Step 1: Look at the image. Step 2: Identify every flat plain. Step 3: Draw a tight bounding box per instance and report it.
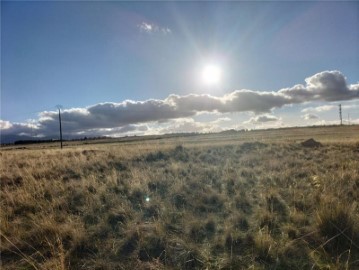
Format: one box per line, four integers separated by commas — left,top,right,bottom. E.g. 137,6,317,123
1,125,359,269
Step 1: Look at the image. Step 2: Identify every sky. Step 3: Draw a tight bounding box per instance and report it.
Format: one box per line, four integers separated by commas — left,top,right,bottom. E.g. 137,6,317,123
1,1,359,140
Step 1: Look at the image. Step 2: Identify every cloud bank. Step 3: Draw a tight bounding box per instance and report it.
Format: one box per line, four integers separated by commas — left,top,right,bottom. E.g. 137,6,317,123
1,70,358,139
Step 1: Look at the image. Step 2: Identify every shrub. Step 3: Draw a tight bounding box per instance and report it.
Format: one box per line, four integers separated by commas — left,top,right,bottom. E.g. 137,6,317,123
254,230,275,264
145,151,169,162
316,201,358,254
188,221,208,243
233,215,249,232
266,193,288,216
172,145,189,162
171,193,188,209
225,233,243,254
235,195,252,214
107,212,127,231
138,236,166,262
117,232,139,257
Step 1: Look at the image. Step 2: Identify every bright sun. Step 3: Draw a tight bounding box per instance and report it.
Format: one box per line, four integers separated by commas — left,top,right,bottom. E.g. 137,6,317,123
202,64,221,85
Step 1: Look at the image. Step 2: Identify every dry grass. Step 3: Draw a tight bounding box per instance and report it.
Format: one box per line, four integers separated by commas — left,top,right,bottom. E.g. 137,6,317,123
1,126,359,269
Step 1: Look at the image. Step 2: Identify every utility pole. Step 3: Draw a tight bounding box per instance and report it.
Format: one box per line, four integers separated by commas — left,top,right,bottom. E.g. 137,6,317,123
339,104,342,126
58,107,63,149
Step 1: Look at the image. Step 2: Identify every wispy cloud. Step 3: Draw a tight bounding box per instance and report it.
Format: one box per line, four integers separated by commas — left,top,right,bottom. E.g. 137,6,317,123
138,22,153,33
138,22,171,34
1,70,358,139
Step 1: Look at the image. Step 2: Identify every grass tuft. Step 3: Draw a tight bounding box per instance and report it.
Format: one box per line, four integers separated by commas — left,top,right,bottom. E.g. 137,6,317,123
316,200,358,254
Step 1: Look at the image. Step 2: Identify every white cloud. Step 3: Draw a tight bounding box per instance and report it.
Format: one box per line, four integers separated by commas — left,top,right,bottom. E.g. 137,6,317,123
211,117,231,124
302,113,319,120
0,120,12,129
279,70,359,102
0,120,39,137
73,124,148,137
138,22,172,35
139,22,153,33
343,104,359,110
161,27,171,34
145,118,222,135
313,119,341,126
301,105,336,113
350,118,359,125
1,70,358,140
301,102,358,114
349,83,359,92
244,114,280,124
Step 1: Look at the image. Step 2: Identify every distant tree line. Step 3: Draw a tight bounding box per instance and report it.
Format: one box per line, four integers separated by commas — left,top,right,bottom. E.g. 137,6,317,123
11,136,109,145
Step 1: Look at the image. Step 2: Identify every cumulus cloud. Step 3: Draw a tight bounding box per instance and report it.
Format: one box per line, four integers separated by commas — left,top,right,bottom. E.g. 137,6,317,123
244,114,280,124
222,90,290,113
1,70,358,139
279,70,359,102
302,113,319,120
138,22,171,34
0,120,12,130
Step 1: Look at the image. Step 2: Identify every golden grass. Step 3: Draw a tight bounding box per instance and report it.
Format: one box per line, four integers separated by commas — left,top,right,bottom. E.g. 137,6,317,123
1,126,359,269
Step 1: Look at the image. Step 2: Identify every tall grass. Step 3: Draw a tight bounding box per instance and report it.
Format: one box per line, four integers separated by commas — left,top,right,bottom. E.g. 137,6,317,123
1,131,359,269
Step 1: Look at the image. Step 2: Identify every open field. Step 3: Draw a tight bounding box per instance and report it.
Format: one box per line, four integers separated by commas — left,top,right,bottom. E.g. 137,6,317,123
1,125,359,269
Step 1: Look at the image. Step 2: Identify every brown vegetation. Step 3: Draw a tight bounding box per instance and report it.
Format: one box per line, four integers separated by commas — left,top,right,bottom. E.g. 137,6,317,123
1,126,359,269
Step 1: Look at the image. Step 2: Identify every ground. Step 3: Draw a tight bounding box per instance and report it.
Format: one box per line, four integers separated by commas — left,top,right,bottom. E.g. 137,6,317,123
1,125,359,269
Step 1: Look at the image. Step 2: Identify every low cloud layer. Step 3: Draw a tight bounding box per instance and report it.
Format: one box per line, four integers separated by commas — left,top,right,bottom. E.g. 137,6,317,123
302,103,358,113
301,105,336,113
1,70,358,139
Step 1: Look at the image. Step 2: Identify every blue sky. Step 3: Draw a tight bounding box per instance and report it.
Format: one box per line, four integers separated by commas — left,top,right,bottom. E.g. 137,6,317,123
1,1,358,139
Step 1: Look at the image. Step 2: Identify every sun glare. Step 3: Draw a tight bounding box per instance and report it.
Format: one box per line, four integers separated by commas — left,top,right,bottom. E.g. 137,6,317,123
202,64,221,85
